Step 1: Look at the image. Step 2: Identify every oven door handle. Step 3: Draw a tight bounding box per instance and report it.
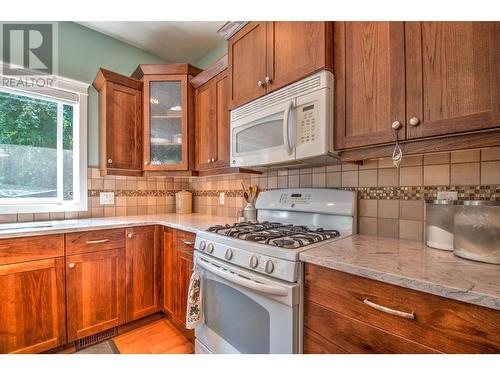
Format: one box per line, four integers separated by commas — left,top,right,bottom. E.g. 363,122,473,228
197,259,289,297
283,100,294,156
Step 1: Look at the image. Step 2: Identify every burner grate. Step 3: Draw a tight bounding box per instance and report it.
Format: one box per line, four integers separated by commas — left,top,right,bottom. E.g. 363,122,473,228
207,221,341,249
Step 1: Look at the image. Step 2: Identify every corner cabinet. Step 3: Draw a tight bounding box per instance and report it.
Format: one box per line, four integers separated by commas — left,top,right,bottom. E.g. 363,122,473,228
335,21,500,154
93,69,143,176
228,21,333,109
132,64,201,173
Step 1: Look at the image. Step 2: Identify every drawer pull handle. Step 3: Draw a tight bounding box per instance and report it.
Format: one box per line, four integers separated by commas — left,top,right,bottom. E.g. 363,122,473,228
85,239,109,244
181,240,194,246
363,298,415,320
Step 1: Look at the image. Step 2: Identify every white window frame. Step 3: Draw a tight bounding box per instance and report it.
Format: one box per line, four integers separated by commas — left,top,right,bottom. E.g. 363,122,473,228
0,71,89,214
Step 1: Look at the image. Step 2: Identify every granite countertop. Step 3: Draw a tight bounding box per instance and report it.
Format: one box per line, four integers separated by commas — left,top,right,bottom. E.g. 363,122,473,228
0,213,234,239
300,234,500,311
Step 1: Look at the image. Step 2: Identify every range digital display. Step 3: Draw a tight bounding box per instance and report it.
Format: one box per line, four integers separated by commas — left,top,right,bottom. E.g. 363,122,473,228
291,193,302,197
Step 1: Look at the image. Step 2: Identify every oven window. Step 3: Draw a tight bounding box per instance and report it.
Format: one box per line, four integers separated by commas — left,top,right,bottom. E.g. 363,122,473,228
203,279,270,354
235,116,284,153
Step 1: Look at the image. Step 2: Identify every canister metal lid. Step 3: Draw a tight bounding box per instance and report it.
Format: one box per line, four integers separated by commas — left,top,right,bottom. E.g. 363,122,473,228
456,200,500,206
425,200,458,205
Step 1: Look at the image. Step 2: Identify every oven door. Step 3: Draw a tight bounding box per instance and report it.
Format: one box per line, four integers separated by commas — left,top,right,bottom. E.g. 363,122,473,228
194,252,301,354
230,100,297,167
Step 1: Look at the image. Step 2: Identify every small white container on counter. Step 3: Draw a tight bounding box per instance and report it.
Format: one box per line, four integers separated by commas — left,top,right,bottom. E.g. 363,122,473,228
425,200,457,251
175,190,192,214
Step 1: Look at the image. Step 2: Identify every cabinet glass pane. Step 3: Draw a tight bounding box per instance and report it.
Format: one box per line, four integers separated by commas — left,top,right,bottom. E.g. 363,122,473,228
149,81,182,165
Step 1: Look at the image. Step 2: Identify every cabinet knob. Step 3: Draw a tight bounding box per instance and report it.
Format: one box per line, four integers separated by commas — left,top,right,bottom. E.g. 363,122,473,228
265,76,272,84
257,80,264,87
108,159,112,164
127,233,133,239
211,157,215,163
391,121,402,130
144,161,149,166
207,159,211,163
408,117,420,127
68,263,75,269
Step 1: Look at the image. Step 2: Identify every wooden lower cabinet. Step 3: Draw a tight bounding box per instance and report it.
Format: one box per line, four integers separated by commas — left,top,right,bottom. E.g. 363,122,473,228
162,227,195,340
304,264,500,354
125,226,161,322
66,248,126,341
0,257,66,353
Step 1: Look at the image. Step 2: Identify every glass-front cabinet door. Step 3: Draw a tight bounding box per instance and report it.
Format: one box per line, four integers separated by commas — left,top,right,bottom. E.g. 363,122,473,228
143,75,188,170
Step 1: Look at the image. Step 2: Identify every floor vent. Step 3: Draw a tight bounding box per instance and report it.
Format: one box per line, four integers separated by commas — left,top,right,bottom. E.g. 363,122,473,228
76,328,117,350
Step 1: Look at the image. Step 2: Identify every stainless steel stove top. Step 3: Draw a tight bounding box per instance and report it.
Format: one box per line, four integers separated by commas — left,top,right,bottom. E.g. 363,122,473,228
207,221,340,249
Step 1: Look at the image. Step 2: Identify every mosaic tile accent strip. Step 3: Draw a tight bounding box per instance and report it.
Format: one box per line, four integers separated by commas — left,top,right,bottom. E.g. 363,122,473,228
88,190,181,197
188,185,500,201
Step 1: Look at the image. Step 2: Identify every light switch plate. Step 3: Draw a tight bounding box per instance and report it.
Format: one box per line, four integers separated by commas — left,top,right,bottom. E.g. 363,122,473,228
437,191,458,200
100,192,115,205
219,192,225,205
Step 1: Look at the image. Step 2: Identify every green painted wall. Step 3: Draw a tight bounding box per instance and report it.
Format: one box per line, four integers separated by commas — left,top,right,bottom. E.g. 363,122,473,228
57,22,166,167
194,41,227,69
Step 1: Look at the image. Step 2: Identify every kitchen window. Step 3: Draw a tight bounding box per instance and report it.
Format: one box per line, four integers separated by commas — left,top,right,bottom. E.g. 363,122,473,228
0,75,88,214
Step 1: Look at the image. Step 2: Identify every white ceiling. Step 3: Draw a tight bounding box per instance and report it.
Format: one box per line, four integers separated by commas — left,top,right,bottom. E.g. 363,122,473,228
78,21,226,64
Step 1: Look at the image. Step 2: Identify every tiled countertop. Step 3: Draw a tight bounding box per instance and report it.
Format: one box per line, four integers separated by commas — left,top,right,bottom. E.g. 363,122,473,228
300,234,500,311
0,213,234,239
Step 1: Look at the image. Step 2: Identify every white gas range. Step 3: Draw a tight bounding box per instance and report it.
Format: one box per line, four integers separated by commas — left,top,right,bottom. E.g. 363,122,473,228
193,188,356,354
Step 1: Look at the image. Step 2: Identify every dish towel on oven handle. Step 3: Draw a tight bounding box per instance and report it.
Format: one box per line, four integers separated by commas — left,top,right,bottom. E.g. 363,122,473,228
186,263,203,329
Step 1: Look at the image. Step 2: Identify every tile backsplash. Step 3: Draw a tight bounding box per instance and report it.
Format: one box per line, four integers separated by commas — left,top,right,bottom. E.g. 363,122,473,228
189,147,500,242
1,146,499,245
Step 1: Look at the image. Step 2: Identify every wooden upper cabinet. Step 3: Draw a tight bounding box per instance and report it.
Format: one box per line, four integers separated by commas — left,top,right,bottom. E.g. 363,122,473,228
195,70,230,171
66,248,126,341
334,22,406,150
0,258,66,353
228,22,268,109
125,226,160,323
215,73,231,167
229,21,333,109
93,69,143,176
266,21,333,92
405,22,500,139
195,80,216,170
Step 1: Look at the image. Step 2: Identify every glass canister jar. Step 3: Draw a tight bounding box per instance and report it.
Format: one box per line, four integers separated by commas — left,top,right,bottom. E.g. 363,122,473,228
425,200,457,251
453,201,500,264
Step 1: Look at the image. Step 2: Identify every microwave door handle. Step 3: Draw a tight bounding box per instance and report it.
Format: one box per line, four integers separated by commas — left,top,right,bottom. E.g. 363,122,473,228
197,259,288,296
283,100,294,155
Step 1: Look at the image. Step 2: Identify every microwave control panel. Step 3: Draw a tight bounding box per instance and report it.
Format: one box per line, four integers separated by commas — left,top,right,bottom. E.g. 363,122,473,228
297,103,319,145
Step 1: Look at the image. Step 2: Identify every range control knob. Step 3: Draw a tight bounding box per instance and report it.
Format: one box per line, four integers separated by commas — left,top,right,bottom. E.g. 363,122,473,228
199,241,206,251
249,256,259,269
264,260,274,274
207,243,214,254
225,248,233,260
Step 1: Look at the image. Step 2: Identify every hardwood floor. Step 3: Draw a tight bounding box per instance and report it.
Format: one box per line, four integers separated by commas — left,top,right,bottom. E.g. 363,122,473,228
113,317,194,354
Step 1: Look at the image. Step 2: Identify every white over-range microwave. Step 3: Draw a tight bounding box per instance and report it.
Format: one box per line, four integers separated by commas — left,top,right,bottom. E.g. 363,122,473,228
230,70,337,168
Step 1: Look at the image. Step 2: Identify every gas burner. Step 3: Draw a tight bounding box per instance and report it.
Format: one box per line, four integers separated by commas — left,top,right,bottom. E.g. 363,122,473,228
207,221,341,249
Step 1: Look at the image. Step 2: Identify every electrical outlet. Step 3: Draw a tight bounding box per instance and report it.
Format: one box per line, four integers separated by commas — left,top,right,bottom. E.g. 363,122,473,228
437,191,458,200
100,192,115,205
219,192,225,205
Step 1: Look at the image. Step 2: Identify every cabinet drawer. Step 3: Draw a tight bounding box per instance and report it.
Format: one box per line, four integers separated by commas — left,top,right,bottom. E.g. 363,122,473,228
0,235,64,266
304,300,439,354
304,264,500,353
175,230,195,254
66,229,125,255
